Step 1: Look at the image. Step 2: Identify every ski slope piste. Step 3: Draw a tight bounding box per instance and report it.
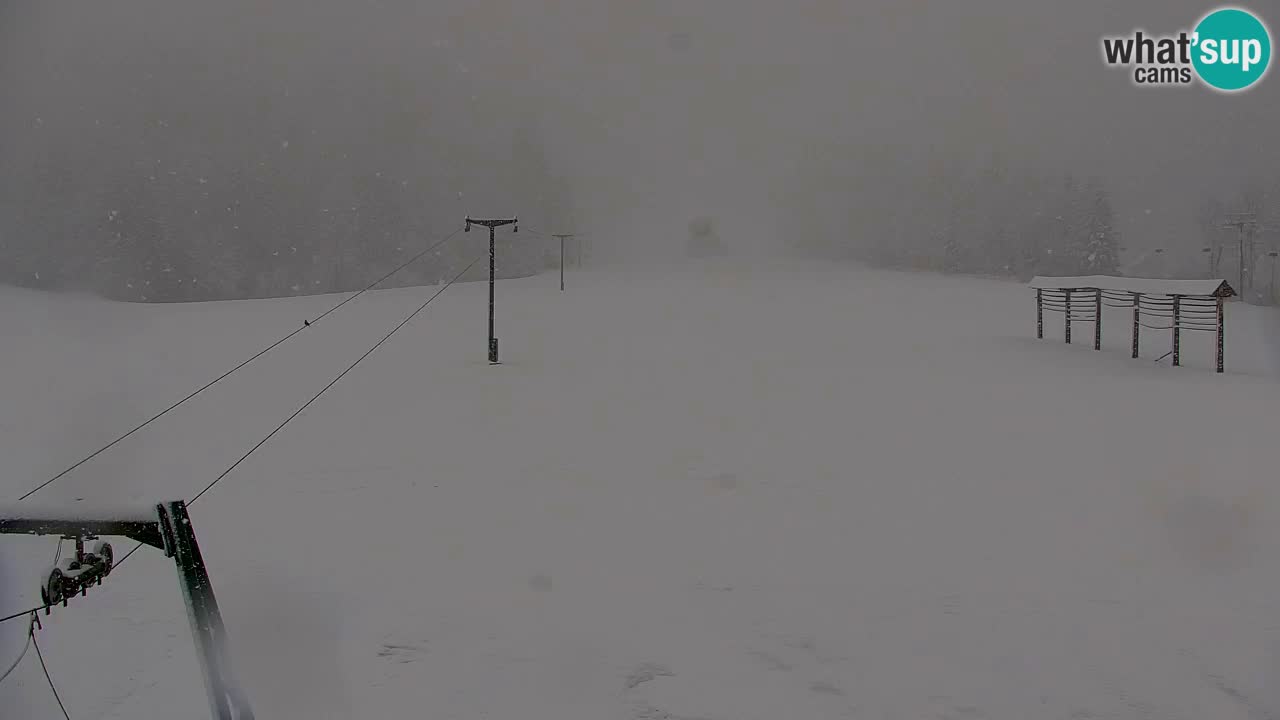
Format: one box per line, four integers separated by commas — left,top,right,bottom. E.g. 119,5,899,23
3,260,1280,719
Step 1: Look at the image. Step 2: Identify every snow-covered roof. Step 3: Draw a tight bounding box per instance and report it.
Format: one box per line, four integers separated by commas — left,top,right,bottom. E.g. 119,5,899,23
1028,275,1236,297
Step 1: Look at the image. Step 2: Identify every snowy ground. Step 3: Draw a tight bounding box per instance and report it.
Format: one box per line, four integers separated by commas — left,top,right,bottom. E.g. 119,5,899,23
4,258,1280,719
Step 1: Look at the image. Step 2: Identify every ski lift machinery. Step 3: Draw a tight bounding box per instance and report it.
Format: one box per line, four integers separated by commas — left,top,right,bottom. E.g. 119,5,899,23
0,500,255,719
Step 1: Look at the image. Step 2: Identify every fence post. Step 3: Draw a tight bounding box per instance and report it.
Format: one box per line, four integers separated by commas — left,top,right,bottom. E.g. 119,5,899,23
1172,296,1181,367
1132,292,1140,358
1217,297,1225,373
1065,289,1072,344
1036,289,1043,339
1094,289,1102,350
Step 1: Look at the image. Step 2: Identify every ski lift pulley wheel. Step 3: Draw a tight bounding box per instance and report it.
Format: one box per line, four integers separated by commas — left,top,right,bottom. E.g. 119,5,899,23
42,567,65,608
37,538,116,610
93,540,115,573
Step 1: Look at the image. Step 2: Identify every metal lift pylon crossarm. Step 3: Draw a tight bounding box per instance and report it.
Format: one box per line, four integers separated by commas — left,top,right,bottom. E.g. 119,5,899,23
0,501,254,720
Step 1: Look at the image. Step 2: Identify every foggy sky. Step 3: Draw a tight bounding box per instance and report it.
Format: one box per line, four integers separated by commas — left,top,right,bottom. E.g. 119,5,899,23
3,0,1278,261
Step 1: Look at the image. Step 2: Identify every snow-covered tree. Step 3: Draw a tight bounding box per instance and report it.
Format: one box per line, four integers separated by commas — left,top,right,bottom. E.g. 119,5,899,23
1077,180,1119,275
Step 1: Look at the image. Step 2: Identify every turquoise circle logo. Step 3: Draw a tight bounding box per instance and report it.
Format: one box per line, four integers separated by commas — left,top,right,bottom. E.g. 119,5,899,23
1192,7,1271,91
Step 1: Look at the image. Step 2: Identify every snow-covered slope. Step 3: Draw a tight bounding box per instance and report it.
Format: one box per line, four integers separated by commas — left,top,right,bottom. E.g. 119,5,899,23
3,260,1280,719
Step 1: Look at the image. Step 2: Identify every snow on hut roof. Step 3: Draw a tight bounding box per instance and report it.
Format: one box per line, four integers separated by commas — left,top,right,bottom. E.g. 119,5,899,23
1028,276,1235,297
